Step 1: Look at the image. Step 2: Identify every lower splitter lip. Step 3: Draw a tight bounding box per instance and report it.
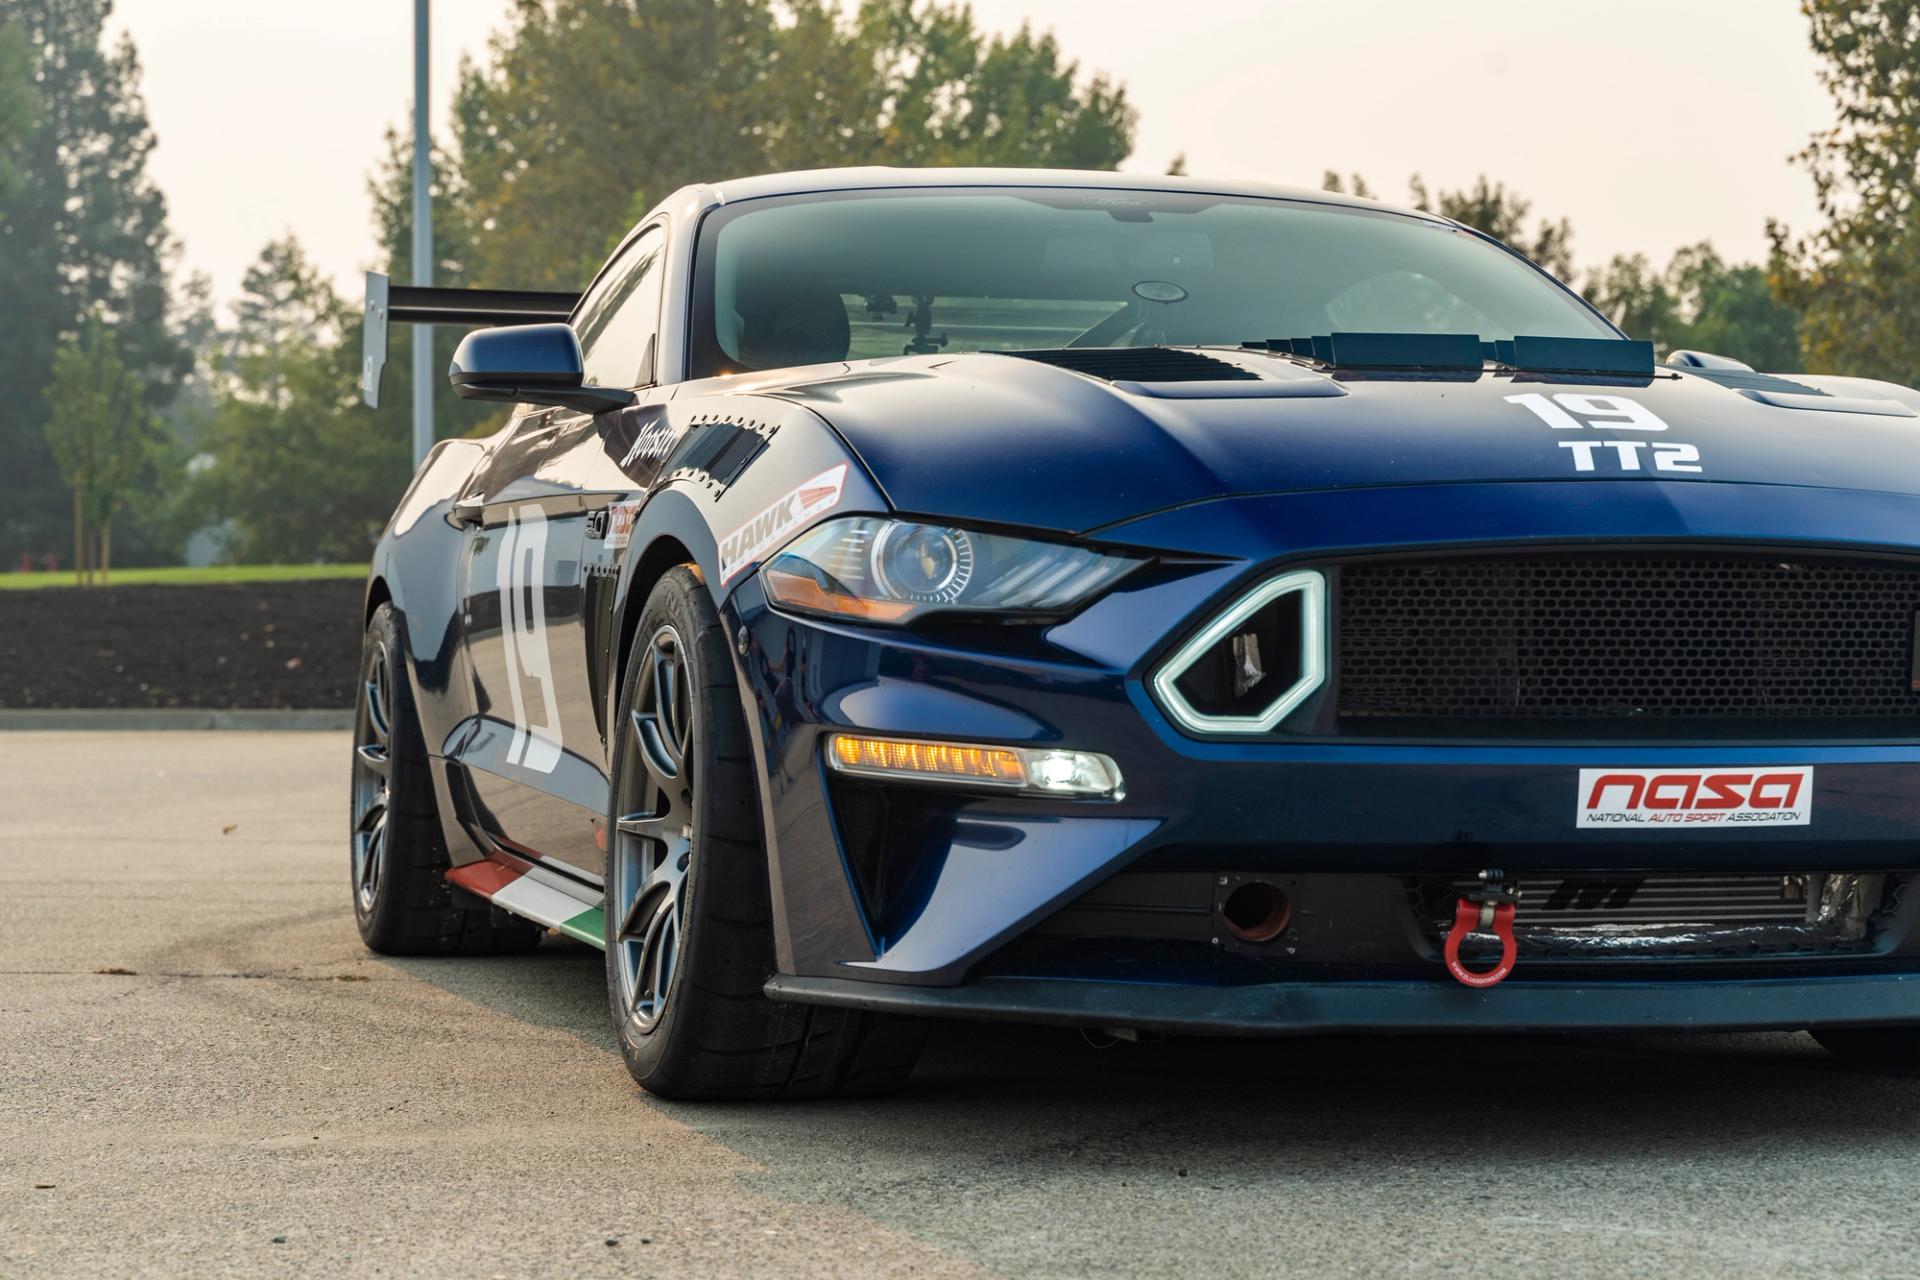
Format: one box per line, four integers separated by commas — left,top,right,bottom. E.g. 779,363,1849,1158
765,971,1920,1036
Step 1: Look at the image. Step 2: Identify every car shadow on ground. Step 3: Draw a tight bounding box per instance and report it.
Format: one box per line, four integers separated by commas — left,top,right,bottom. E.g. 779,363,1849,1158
386,938,1920,1272
386,935,1920,1157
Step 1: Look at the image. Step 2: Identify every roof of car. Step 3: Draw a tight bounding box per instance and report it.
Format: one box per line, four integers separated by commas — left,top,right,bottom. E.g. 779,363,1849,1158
689,166,1432,221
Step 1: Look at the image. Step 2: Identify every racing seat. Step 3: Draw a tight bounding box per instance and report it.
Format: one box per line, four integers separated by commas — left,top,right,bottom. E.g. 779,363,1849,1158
736,287,852,369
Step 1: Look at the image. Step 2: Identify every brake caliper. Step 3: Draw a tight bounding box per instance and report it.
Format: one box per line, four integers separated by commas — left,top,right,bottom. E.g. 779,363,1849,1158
1443,870,1520,988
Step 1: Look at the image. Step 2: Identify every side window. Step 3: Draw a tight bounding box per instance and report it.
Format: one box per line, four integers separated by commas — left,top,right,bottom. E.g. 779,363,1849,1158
573,225,666,390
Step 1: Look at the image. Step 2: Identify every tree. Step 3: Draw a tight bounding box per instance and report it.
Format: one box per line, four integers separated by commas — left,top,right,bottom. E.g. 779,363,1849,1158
192,239,407,563
448,0,1136,290
1321,172,1573,278
1585,243,1803,370
1408,174,1576,281
0,22,37,204
1770,0,1920,385
1320,171,1376,200
0,0,187,567
365,127,501,442
42,312,164,583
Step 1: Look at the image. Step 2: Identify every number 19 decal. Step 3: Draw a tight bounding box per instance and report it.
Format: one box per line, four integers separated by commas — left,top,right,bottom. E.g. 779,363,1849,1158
1505,391,1706,475
496,504,563,773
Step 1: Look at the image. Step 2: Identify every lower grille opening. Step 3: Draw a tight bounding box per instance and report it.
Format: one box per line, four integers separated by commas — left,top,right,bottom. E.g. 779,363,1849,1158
1419,871,1893,961
983,868,1906,982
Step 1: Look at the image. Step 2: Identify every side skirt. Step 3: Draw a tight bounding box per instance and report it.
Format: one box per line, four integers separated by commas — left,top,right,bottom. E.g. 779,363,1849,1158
447,856,606,950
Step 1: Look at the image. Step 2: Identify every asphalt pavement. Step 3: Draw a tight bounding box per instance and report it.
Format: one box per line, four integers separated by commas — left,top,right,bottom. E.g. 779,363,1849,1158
5,732,1920,1279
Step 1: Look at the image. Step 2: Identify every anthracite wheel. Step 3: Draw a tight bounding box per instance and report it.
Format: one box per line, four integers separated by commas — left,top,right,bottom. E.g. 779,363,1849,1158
350,602,540,956
350,639,395,919
609,621,695,1034
605,567,924,1099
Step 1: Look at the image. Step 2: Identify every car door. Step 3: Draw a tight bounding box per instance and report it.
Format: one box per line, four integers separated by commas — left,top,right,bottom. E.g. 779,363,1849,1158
455,225,669,880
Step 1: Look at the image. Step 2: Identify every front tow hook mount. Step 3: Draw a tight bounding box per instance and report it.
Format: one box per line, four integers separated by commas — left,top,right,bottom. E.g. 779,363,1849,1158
1444,869,1520,988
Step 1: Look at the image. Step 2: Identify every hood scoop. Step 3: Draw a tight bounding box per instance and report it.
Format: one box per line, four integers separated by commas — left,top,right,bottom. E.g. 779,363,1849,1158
996,346,1346,400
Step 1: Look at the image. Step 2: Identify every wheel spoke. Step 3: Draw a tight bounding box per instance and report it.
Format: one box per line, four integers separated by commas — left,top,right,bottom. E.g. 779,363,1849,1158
631,707,681,787
612,622,698,1032
351,639,396,919
655,650,681,748
364,654,392,747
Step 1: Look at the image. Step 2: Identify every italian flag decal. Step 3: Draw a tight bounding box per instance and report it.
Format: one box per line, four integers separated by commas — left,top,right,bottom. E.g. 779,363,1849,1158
447,859,605,949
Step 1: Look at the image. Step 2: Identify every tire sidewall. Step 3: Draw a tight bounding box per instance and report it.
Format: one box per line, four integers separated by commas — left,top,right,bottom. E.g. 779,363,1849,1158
606,570,743,1084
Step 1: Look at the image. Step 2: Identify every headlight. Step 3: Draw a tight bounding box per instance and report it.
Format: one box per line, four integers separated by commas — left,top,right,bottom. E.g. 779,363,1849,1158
760,516,1142,624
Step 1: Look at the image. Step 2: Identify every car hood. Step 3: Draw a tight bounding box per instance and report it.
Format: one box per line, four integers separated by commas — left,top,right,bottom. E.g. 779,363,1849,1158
748,351,1920,536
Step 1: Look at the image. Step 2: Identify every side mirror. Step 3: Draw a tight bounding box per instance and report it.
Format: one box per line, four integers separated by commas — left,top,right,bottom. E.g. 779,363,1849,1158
448,323,636,415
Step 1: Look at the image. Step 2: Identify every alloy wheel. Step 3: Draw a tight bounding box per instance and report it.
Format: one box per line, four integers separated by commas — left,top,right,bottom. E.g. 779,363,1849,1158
350,645,393,918
612,624,696,1033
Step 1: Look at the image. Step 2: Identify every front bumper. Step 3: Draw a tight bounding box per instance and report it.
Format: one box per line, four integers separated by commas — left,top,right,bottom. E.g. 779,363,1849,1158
725,481,1920,1026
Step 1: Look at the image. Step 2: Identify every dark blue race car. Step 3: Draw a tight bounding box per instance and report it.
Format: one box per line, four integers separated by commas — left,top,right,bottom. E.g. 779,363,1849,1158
352,168,1920,1098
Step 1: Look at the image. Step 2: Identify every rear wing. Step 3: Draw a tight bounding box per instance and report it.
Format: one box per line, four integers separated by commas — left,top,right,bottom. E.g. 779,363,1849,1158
361,271,580,407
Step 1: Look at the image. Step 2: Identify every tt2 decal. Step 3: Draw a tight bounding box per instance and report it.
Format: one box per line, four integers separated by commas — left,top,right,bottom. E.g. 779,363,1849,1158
717,463,848,584
495,504,563,774
1576,767,1813,828
1507,392,1705,476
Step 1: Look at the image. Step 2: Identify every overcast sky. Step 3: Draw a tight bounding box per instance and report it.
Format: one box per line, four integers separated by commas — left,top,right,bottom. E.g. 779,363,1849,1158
111,0,1834,307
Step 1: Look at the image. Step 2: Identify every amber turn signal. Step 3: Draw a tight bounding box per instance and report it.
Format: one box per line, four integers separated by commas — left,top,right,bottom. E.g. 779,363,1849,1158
824,733,1124,799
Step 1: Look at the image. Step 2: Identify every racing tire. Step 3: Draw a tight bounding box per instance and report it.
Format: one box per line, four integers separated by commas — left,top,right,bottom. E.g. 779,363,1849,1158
1810,1026,1920,1067
350,603,542,956
605,567,924,1100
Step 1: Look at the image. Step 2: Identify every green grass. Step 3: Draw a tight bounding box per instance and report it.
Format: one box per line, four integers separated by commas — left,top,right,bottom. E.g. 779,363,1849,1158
0,563,368,590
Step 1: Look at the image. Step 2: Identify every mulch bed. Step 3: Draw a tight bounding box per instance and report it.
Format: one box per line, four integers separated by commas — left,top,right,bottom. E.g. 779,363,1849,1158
1,580,366,709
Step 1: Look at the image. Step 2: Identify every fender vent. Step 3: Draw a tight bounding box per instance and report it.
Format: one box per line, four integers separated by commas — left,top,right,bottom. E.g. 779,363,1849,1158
1000,347,1260,382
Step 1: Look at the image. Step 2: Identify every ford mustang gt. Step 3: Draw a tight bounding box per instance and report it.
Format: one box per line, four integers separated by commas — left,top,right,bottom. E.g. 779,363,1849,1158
352,168,1920,1098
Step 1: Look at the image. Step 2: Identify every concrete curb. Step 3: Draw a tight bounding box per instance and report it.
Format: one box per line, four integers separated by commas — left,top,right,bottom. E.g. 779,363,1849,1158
0,708,354,731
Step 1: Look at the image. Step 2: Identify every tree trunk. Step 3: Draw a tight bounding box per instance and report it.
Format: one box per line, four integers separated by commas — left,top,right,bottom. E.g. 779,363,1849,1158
99,519,112,586
72,488,85,587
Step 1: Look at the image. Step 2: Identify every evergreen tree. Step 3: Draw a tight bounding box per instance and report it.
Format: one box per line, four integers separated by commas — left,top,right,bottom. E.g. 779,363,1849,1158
0,0,186,566
192,238,405,563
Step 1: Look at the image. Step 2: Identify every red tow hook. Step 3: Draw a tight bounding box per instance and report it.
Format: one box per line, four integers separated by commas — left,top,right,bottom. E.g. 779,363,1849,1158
1443,870,1520,988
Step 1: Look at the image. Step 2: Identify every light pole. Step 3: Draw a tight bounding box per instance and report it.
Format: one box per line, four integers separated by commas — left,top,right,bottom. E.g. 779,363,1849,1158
411,0,433,467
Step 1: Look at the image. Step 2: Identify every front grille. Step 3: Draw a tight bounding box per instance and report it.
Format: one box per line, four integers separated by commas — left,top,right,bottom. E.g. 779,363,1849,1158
1339,552,1920,728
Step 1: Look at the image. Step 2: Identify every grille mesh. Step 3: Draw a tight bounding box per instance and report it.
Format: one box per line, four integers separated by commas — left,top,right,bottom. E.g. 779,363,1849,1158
1339,553,1920,724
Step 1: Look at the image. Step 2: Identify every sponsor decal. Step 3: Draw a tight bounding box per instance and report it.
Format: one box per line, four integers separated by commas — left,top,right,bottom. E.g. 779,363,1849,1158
620,416,676,471
605,498,640,550
1575,767,1813,828
717,464,848,584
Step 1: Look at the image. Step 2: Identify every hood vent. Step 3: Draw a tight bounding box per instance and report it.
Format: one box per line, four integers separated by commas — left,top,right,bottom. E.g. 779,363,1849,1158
1000,347,1260,383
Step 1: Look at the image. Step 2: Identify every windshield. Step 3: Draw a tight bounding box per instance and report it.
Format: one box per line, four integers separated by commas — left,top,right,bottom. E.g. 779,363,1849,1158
687,187,1615,377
